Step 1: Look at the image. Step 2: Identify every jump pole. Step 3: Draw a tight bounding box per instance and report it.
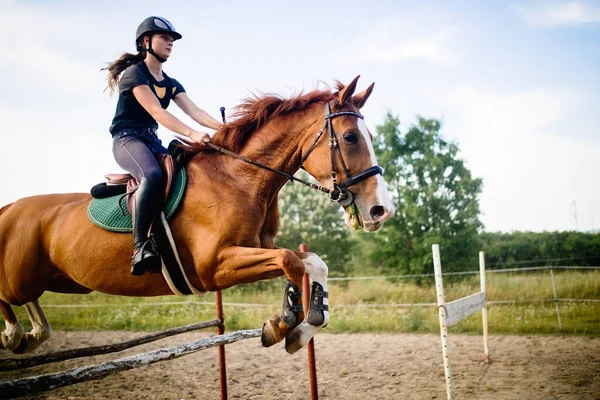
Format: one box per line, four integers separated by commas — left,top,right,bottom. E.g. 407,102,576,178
300,243,319,400
0,329,261,399
0,320,220,372
432,244,490,400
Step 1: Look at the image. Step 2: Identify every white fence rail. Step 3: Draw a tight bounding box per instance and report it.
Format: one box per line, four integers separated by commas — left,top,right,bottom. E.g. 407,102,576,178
444,291,486,327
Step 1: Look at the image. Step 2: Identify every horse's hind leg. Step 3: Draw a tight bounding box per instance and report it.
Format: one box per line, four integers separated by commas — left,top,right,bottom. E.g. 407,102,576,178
0,300,25,351
0,300,51,354
16,300,52,354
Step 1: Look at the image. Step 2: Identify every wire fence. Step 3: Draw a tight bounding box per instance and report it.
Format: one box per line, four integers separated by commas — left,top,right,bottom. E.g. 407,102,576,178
40,265,600,310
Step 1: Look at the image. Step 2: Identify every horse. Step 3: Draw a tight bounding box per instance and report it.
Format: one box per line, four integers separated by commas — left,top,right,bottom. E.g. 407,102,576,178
0,76,394,355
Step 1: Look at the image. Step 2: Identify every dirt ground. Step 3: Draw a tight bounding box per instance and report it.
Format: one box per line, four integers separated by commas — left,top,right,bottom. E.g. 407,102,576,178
1,331,599,400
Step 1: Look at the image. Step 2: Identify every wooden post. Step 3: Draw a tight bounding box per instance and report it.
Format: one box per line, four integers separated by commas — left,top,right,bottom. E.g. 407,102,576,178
433,244,454,400
300,243,319,400
550,269,562,330
479,251,489,362
215,290,228,400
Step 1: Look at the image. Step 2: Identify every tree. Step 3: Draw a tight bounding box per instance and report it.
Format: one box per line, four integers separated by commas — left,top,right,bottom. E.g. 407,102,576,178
479,231,600,267
276,171,355,276
369,113,483,274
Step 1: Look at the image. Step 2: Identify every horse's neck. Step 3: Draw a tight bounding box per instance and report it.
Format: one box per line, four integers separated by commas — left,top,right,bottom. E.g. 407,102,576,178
226,106,323,197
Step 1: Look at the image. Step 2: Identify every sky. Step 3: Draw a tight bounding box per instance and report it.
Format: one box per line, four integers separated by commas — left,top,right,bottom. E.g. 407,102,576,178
0,0,598,233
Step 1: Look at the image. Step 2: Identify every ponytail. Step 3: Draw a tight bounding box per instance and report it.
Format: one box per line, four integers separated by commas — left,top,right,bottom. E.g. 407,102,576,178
102,51,146,94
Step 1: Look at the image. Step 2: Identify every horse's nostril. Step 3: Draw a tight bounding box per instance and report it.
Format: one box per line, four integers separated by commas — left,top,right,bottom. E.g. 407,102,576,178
370,205,386,220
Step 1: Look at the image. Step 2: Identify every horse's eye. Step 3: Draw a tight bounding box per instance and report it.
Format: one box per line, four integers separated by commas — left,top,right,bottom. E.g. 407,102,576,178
343,132,358,144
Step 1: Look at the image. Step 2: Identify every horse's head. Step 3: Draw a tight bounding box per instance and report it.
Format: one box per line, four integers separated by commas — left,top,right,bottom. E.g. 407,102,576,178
302,76,395,232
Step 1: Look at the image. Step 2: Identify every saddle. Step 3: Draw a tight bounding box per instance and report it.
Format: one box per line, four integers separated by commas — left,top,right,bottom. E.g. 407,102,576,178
90,140,188,213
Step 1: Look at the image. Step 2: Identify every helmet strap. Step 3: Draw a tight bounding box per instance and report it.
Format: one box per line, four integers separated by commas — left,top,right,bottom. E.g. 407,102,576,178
147,36,167,63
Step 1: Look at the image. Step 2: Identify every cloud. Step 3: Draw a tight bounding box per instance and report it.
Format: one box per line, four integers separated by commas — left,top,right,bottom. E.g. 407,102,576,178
352,19,460,67
514,1,600,27
441,86,599,232
0,2,119,96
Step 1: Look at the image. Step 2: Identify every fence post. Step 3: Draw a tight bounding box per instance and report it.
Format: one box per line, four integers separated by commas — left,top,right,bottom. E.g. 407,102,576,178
300,243,319,400
215,290,228,400
479,251,489,363
432,244,454,400
550,269,562,330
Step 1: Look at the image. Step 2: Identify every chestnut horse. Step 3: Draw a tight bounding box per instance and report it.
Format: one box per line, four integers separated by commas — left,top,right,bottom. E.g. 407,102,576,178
0,76,393,355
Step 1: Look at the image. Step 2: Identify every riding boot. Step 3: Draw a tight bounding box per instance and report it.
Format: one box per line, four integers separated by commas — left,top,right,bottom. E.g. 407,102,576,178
130,178,161,276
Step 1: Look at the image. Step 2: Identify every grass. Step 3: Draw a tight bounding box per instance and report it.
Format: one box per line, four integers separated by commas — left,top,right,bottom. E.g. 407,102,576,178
9,270,600,335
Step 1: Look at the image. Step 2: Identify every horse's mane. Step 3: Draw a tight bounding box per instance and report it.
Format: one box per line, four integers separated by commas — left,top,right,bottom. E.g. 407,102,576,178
208,82,345,154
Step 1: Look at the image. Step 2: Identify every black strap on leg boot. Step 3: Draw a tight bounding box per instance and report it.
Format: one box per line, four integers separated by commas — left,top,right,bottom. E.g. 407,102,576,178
281,281,303,328
131,179,161,276
307,281,329,326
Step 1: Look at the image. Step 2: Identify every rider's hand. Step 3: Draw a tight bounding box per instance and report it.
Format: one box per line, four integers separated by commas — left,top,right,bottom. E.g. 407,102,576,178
189,131,211,147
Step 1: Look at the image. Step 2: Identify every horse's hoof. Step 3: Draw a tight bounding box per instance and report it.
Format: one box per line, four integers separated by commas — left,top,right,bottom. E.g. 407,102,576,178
11,339,28,355
261,315,285,347
285,326,307,355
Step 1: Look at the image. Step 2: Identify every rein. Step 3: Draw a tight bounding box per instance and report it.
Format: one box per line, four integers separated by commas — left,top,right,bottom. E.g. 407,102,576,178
205,103,383,206
204,142,329,193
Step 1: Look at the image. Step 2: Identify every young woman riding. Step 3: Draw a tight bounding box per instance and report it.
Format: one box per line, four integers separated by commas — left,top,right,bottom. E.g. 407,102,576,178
103,16,222,276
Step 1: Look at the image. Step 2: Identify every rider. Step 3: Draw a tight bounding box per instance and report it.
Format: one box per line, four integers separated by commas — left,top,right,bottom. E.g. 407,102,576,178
103,16,222,276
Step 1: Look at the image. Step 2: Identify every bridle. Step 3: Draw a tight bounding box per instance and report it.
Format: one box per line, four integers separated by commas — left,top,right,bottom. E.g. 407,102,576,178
300,102,383,206
206,102,383,207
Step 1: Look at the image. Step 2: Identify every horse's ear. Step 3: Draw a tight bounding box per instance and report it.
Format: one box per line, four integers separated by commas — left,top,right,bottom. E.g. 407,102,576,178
337,75,360,105
352,82,375,109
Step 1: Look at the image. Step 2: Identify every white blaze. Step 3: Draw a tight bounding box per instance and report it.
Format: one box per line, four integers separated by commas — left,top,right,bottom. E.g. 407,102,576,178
357,119,394,215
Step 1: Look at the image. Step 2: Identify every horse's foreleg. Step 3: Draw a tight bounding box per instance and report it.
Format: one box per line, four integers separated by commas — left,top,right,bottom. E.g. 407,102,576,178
261,279,304,348
0,300,24,352
284,254,329,354
213,246,305,348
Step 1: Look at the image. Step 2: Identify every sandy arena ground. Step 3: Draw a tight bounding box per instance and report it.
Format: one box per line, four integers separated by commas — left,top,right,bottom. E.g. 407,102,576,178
1,331,599,399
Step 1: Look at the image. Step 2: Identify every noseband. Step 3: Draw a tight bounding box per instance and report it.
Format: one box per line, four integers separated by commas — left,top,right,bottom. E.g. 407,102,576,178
300,103,383,207
206,102,383,207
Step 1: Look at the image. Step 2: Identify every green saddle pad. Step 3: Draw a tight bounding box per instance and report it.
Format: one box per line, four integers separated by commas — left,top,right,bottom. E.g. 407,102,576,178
87,169,187,232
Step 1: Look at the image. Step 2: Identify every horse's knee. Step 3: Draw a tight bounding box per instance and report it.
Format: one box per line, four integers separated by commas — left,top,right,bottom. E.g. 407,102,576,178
277,249,304,283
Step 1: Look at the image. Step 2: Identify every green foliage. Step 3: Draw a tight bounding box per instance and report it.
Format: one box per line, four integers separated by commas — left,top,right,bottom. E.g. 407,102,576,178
480,231,600,267
275,171,355,275
368,112,483,274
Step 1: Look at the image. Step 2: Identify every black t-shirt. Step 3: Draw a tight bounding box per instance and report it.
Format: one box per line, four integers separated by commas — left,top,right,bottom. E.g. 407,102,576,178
109,61,185,134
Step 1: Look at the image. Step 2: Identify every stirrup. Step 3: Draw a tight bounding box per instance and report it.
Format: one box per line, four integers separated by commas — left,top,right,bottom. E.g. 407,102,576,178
131,239,161,276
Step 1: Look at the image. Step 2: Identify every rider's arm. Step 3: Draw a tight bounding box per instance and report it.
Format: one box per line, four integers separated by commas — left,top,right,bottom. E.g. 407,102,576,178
173,92,223,131
132,85,209,144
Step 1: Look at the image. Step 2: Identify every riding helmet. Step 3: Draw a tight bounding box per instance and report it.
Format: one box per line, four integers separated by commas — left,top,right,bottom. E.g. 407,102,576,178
135,16,182,45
